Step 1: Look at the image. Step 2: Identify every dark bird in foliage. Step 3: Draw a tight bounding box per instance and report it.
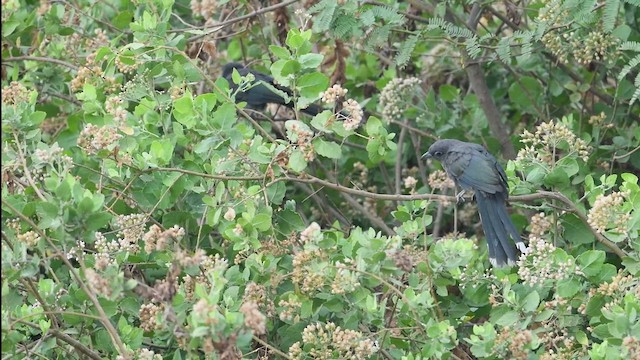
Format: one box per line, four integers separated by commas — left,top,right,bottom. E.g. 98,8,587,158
423,139,527,266
221,62,322,116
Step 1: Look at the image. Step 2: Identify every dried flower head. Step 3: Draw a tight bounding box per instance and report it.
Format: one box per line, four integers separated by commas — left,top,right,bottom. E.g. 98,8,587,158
587,191,631,234
300,222,321,244
516,119,591,166
288,322,377,360
517,237,583,287
428,170,455,191
2,81,31,105
379,77,422,122
77,124,123,155
139,303,164,332
340,98,364,131
320,84,348,104
240,301,266,335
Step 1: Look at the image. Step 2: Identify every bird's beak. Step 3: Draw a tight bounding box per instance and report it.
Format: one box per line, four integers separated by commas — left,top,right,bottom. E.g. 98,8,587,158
421,151,431,159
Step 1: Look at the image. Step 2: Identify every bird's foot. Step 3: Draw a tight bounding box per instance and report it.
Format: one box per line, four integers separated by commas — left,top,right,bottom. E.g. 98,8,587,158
455,190,467,204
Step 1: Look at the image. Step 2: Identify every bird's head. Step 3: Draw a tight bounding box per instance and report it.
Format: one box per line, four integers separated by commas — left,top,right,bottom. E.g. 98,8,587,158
221,62,245,78
422,139,454,161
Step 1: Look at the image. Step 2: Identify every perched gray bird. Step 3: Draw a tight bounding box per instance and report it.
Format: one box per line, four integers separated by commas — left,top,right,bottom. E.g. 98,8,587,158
221,62,322,116
423,139,527,266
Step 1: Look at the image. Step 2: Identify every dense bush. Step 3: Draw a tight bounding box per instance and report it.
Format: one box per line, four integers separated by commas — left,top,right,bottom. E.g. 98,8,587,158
2,0,639,359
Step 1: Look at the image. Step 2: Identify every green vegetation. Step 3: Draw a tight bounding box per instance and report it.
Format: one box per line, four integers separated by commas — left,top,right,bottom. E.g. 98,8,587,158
2,0,639,359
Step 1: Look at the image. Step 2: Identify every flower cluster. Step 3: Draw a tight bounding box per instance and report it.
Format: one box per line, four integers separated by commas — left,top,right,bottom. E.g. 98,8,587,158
300,222,321,244
190,0,217,19
105,96,128,126
114,214,146,251
278,296,302,322
292,249,326,294
529,212,552,238
388,246,416,272
242,282,275,317
493,327,533,360
287,122,315,162
77,123,123,155
192,299,219,326
537,324,576,359
2,81,30,105
143,224,186,253
5,218,21,232
582,270,639,315
340,98,364,131
137,348,162,360
139,302,164,332
239,301,266,335
623,336,640,360
516,119,591,165
428,170,455,191
17,230,41,247
320,84,364,131
587,191,631,234
379,77,421,122
115,52,138,74
595,270,636,297
331,261,361,295
588,112,608,126
288,322,377,360
33,143,70,165
544,27,620,66
84,268,111,297
71,55,104,92
403,176,418,191
351,161,369,188
320,84,348,104
517,237,583,287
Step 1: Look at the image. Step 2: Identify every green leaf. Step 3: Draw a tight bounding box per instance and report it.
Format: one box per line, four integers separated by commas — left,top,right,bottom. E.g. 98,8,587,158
174,93,195,127
267,182,286,205
508,76,543,114
269,45,291,60
544,166,569,187
313,139,342,159
521,291,539,312
439,85,459,102
562,213,595,244
495,309,519,326
112,11,133,30
253,210,272,232
288,150,307,172
310,111,334,133
298,72,329,107
150,139,175,165
557,278,581,298
299,53,324,69
281,60,301,77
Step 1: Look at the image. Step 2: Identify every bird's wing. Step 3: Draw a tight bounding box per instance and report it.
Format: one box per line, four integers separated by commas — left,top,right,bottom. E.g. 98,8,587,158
446,146,504,195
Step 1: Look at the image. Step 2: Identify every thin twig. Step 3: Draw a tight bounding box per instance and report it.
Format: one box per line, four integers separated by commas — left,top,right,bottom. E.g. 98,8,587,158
2,200,128,356
13,319,102,360
2,56,79,71
187,0,300,42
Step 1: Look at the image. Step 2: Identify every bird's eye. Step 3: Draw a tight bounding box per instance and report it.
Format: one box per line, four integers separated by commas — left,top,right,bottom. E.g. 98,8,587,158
434,151,443,156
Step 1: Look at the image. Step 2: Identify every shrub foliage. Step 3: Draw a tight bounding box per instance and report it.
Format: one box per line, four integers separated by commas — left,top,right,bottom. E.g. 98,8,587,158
2,0,639,359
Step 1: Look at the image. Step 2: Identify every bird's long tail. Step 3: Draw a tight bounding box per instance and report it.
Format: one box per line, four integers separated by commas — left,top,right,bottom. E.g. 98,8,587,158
476,192,526,266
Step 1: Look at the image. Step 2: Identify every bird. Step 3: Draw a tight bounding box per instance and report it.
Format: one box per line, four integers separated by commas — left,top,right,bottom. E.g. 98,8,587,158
221,62,323,117
422,139,527,267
